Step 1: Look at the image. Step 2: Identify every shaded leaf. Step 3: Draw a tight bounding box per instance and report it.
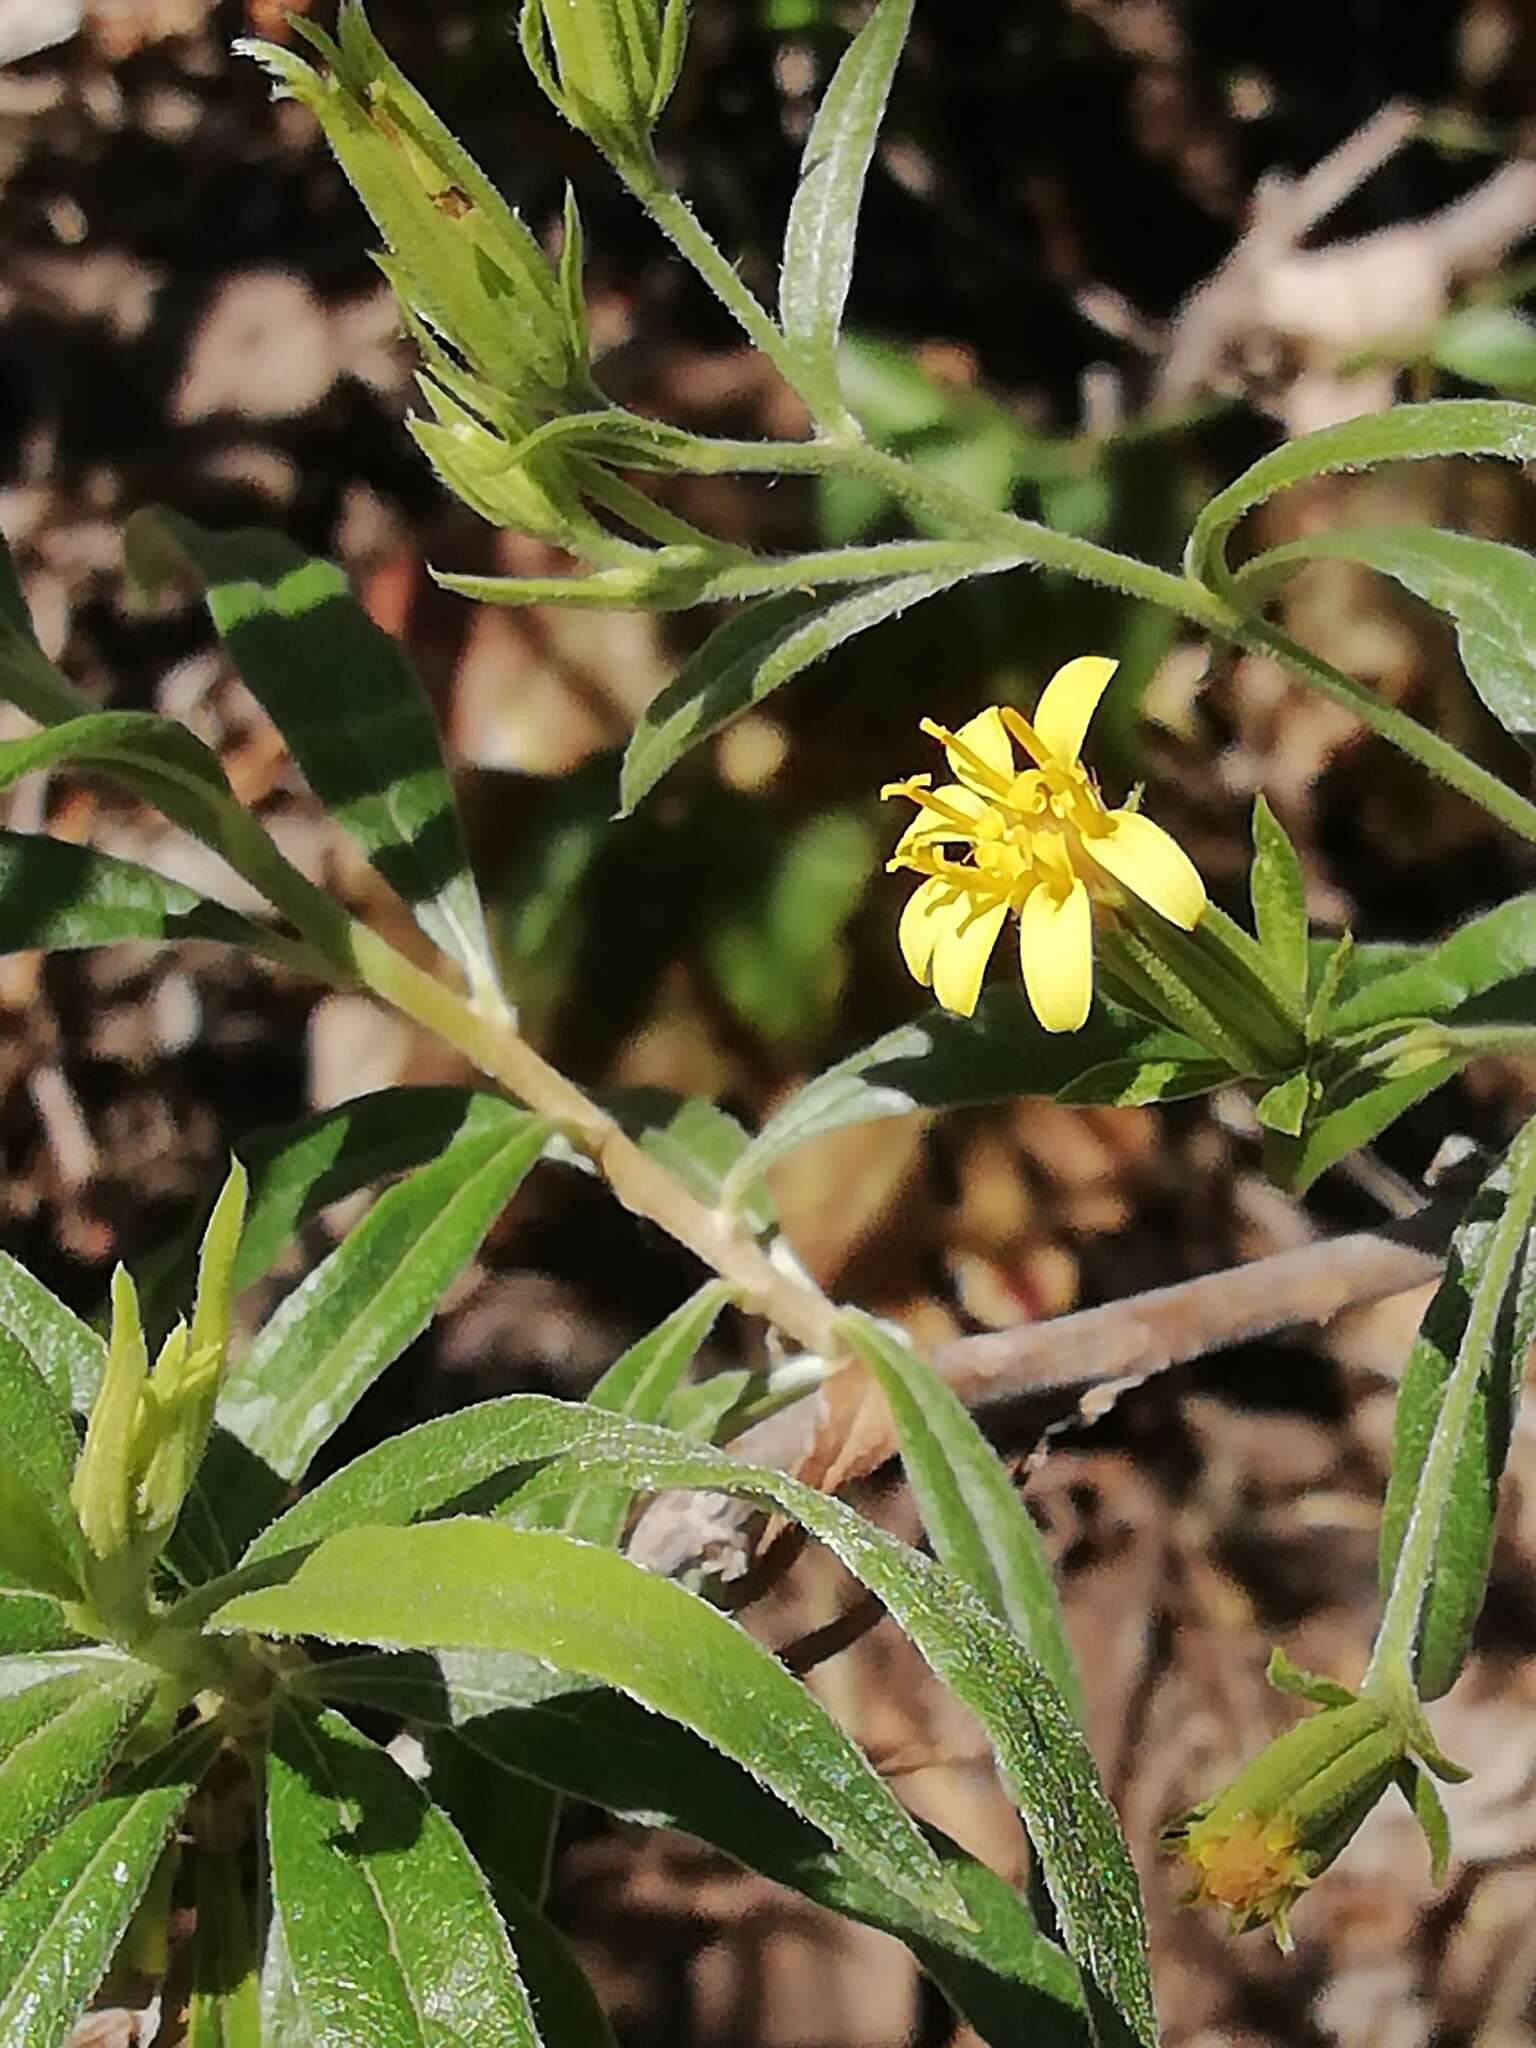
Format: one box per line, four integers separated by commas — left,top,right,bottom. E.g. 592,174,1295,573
619,573,972,813
1328,895,1536,1036
0,831,264,956
132,511,500,996
267,1698,541,2048
723,993,1222,1201
187,1846,262,2048
216,1108,549,1492
456,1694,1088,2048
1431,305,1536,395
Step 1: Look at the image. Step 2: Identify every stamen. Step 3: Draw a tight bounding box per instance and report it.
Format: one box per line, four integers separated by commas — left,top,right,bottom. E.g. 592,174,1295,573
999,705,1055,771
918,717,1013,795
880,774,932,803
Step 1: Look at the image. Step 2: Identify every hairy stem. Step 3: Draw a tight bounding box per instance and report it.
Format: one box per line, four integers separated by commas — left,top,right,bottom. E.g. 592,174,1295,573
344,924,843,1360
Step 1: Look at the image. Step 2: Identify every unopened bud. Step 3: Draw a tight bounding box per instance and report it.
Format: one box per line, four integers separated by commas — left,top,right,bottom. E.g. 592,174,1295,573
520,0,690,153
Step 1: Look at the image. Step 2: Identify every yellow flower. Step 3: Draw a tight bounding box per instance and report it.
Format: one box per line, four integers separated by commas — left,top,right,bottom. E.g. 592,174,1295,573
883,656,1205,1032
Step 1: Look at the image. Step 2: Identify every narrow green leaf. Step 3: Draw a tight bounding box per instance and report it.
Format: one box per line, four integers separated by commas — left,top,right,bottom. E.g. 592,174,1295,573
0,1660,156,1889
216,1109,549,1486
722,997,1220,1202
514,1283,730,1546
1376,1119,1536,1698
619,572,970,813
779,0,914,416
1267,1054,1464,1194
132,511,501,998
456,1695,1088,2048
225,1522,970,1931
1186,399,1536,593
0,1255,103,1408
1328,895,1536,1037
0,832,266,956
0,1333,85,1599
1236,525,1536,751
838,1311,1083,1718
1249,796,1307,1011
187,1847,262,2048
268,1698,541,2048
0,1725,217,2048
221,1396,1153,2039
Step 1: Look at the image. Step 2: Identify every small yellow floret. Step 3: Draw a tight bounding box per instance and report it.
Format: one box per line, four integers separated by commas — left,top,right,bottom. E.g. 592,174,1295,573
883,657,1205,1030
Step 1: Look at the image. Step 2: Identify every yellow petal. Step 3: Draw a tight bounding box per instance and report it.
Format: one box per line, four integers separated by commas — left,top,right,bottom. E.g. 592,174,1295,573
1031,656,1119,766
930,894,1008,1017
1018,877,1092,1032
1090,809,1205,929
945,707,1014,794
898,875,952,986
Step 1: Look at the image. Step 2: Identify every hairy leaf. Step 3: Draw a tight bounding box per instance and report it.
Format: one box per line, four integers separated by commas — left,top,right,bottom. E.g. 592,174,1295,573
224,1522,970,1930
779,0,913,418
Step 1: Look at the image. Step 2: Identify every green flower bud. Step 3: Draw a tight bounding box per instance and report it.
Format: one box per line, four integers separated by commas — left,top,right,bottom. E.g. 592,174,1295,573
239,5,587,409
1163,1696,1407,1949
520,0,690,153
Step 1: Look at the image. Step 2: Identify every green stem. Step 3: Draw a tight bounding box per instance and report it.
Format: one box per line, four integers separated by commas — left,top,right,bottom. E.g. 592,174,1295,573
617,144,844,428
1364,1114,1536,1699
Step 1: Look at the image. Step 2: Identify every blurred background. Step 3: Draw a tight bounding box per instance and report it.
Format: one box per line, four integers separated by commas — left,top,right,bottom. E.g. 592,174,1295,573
7,0,1536,2041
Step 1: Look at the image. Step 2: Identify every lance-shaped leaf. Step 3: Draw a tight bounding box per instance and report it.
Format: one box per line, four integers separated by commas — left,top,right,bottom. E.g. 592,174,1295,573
0,1575,80,1657
1267,1047,1466,1195
217,1397,1153,2040
267,1698,542,2048
1234,525,1536,752
136,1086,517,1342
838,1312,1082,1718
1377,1118,1536,1699
223,1523,970,1930
0,1334,86,1600
1186,398,1536,594
1249,796,1308,1014
719,993,1224,1205
209,1109,549,1554
0,831,273,957
0,1660,156,1890
0,532,85,726
0,710,348,964
451,1694,1088,2048
619,572,974,814
780,0,913,420
0,1724,217,2048
1327,895,1536,1038
130,510,502,1001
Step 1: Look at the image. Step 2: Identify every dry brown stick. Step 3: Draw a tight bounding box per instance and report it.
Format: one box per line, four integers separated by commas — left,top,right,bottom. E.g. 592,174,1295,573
627,1208,1448,1576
